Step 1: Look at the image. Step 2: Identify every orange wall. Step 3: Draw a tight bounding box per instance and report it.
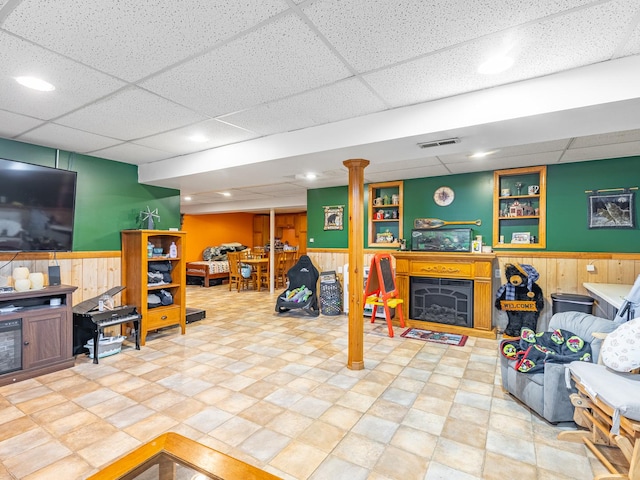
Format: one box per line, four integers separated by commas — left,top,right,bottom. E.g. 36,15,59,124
182,213,254,262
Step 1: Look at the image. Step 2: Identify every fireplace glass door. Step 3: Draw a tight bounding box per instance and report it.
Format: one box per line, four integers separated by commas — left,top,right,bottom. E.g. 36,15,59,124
0,319,22,375
410,278,473,327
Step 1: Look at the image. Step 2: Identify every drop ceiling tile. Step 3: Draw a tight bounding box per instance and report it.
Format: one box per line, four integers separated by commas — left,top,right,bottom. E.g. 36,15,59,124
0,31,126,120
243,184,307,195
446,151,561,174
221,79,387,135
212,190,268,201
141,13,351,117
615,19,640,57
89,142,173,165
560,141,640,163
3,0,289,81
0,110,45,137
365,156,441,174
436,140,570,164
365,164,451,184
513,1,640,74
17,123,121,153
55,87,209,140
490,140,572,158
365,1,638,108
569,129,640,148
134,120,259,154
302,0,595,72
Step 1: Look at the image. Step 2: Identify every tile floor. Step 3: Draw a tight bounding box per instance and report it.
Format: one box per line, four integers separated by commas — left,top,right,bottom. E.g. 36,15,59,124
0,284,606,479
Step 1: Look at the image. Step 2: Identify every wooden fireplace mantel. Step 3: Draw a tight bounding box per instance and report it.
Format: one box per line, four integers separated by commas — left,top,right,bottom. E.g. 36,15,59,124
393,252,497,339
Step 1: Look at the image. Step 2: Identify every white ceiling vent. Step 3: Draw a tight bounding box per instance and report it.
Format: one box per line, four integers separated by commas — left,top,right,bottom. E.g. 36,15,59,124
417,138,461,149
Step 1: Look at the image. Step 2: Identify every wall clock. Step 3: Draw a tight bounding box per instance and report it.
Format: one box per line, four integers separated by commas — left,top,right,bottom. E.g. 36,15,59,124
434,186,455,206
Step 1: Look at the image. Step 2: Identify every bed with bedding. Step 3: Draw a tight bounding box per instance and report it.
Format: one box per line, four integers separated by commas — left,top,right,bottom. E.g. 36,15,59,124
185,243,248,287
186,260,229,287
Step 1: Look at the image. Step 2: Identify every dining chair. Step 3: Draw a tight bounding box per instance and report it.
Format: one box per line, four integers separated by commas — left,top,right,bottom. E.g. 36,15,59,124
282,250,298,287
274,251,286,288
227,251,254,292
259,255,272,291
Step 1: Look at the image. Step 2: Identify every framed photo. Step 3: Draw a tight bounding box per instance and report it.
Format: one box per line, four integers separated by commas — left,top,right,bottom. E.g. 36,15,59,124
323,205,344,230
588,192,635,229
511,232,530,244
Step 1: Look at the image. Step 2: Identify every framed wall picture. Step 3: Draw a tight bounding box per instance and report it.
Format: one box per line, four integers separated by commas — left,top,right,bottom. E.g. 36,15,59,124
588,192,635,229
323,205,344,230
511,232,531,244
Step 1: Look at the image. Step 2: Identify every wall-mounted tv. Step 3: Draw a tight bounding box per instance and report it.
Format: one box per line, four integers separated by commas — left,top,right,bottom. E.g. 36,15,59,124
0,158,77,252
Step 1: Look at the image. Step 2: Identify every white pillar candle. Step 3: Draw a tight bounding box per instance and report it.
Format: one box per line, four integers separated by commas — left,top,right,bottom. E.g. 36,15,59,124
14,278,31,292
29,272,44,290
12,267,30,280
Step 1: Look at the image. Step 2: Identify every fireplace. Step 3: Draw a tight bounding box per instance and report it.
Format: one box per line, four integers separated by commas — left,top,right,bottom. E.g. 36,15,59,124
410,277,473,328
0,319,22,375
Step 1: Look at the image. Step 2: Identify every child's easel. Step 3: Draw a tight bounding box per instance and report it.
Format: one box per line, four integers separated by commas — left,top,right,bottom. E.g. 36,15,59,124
364,253,405,337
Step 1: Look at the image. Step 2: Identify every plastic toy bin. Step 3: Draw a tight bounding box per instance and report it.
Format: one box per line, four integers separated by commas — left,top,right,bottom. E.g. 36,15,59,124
84,336,126,359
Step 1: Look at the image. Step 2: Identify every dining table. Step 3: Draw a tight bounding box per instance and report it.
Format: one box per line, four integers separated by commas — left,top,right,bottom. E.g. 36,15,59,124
242,257,270,291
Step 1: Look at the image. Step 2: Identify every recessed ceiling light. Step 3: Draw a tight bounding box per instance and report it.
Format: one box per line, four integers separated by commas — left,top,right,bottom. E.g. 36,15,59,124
219,192,231,197
478,55,514,75
184,196,192,201
304,173,317,180
188,134,208,143
469,150,498,159
15,76,56,92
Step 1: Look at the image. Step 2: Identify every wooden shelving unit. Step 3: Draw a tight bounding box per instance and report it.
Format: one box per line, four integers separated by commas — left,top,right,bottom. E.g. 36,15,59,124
121,230,186,345
368,180,403,247
493,166,547,249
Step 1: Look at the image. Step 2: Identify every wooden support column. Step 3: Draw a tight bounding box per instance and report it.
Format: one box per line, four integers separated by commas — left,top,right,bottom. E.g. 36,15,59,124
343,158,369,370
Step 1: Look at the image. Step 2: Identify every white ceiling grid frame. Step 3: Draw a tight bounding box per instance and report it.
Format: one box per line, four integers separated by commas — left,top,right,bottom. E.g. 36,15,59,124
1,0,291,82
140,13,353,118
54,87,210,141
132,119,260,155
89,141,174,165
362,0,640,108
140,55,640,186
0,110,46,138
18,123,122,153
300,0,599,72
219,78,388,136
0,31,126,120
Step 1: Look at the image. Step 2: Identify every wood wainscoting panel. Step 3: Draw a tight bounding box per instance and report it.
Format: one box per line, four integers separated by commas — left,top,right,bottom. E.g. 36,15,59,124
309,249,640,334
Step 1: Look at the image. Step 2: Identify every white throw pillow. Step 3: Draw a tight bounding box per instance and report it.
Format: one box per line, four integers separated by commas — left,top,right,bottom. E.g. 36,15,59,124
600,317,640,372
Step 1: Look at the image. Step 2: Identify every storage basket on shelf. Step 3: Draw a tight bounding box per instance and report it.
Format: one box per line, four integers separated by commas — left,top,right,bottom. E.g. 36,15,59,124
320,271,342,316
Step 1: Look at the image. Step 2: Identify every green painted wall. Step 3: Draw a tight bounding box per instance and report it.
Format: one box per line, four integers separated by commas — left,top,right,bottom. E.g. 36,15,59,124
307,187,350,248
307,156,640,252
547,157,640,252
0,138,181,251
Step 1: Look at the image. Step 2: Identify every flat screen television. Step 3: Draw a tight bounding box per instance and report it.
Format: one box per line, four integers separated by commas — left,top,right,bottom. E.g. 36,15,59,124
0,158,77,252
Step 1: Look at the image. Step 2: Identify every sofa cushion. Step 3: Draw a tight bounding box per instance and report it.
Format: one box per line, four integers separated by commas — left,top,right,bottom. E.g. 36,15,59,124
549,311,618,362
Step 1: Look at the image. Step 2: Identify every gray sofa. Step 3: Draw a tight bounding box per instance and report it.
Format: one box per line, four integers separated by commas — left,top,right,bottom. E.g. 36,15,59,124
499,311,618,423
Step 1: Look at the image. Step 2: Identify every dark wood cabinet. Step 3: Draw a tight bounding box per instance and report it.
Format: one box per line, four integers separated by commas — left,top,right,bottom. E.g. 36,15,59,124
0,285,76,386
